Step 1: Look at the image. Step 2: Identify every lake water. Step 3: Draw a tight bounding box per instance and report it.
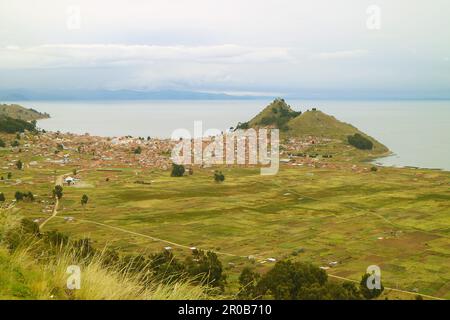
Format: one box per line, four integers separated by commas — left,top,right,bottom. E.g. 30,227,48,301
11,99,450,171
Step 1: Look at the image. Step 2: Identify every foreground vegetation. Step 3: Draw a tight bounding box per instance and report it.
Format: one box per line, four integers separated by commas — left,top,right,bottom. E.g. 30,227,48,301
0,210,208,300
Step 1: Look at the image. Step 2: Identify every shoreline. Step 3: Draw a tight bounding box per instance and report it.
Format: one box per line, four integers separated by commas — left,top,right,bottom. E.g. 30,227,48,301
371,152,448,172
31,125,450,173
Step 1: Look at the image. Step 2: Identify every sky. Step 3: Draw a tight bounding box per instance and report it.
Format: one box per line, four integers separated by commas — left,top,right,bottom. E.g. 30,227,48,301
0,0,449,98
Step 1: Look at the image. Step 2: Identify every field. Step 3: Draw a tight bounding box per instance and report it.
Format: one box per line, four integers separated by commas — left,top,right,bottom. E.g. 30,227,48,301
5,154,449,299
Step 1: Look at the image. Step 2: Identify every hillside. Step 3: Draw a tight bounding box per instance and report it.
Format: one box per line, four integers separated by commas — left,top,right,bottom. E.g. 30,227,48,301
236,98,300,130
286,109,388,152
0,104,49,121
0,115,37,133
238,99,388,154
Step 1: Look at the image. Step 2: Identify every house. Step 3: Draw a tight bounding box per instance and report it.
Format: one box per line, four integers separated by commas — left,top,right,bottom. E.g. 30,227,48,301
64,176,76,185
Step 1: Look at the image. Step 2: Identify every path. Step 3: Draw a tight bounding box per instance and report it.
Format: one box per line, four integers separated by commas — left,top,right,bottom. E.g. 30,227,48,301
39,172,68,230
54,216,250,259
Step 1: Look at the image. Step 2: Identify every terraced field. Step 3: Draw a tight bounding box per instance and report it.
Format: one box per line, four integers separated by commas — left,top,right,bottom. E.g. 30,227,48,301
12,163,448,299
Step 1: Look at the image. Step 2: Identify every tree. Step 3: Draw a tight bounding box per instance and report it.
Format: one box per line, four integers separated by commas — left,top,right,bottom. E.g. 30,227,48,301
11,140,20,147
184,250,226,290
214,170,225,182
0,193,5,202
0,138,5,148
0,115,36,133
25,191,34,202
359,272,384,299
238,267,260,299
235,122,249,130
16,160,23,170
7,172,12,179
149,250,186,283
81,194,89,206
53,185,63,200
134,146,142,154
256,261,328,300
171,163,185,177
14,191,24,201
347,133,373,150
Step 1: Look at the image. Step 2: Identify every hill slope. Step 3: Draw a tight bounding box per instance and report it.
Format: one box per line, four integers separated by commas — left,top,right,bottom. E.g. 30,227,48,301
236,98,300,130
238,99,388,154
0,104,49,121
286,110,387,152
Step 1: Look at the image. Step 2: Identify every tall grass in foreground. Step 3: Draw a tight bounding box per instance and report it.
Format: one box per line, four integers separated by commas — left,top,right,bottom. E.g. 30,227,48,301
9,243,208,300
0,208,208,300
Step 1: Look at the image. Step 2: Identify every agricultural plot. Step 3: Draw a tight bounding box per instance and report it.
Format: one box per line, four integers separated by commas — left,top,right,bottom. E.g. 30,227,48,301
24,164,450,299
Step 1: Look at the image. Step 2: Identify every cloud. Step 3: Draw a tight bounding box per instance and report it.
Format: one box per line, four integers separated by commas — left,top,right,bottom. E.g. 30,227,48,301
314,49,368,60
0,44,294,69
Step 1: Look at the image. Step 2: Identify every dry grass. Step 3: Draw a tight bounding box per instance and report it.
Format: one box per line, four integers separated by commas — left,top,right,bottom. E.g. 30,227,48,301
1,208,209,300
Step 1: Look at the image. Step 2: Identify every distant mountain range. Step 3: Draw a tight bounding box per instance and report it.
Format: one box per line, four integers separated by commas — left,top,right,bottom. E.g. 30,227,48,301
0,89,274,101
2,88,449,102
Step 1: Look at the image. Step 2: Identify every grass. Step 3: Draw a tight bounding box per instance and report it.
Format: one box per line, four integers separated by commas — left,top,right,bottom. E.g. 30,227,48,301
0,209,209,300
0,245,208,300
0,104,49,121
23,164,449,299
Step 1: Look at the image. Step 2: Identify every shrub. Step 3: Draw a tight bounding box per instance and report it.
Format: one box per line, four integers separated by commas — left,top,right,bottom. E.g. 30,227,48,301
16,160,23,170
370,166,378,172
20,218,40,236
14,191,24,201
184,250,226,290
134,146,142,154
0,192,5,202
170,163,185,177
0,138,5,147
214,171,225,182
25,191,34,202
256,260,362,300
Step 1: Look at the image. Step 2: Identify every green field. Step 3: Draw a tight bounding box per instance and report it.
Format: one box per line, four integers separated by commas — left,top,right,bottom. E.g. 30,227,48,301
8,160,448,299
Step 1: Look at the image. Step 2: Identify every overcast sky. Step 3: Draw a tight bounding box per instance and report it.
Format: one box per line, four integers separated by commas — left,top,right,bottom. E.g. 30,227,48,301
0,0,449,98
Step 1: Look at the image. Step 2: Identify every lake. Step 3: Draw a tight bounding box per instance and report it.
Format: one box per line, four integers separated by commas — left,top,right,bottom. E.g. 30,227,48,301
11,99,450,171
